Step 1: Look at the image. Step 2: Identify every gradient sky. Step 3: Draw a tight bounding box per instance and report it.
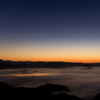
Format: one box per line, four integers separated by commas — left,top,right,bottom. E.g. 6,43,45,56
1,0,100,62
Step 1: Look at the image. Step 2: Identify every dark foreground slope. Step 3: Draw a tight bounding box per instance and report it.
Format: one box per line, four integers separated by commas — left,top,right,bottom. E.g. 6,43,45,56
0,81,84,100
90,93,100,100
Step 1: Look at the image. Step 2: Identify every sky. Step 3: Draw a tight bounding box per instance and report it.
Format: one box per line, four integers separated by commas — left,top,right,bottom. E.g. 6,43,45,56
0,0,100,63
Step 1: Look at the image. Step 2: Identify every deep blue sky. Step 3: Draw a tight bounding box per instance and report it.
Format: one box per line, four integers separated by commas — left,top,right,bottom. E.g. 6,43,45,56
1,0,100,62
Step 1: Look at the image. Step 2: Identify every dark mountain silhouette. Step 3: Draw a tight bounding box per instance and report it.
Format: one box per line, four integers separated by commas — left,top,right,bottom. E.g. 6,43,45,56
0,59,100,69
0,81,84,100
35,83,70,94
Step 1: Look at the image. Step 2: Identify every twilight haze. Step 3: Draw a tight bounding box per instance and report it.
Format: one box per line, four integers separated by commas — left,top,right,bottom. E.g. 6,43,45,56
0,0,100,63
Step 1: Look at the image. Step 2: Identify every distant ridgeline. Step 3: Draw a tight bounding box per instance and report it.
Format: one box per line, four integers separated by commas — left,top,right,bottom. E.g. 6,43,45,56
0,59,100,69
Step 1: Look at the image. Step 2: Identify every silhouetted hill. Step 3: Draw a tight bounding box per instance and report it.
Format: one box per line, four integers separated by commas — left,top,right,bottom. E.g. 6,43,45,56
0,59,100,69
0,81,84,100
35,83,70,94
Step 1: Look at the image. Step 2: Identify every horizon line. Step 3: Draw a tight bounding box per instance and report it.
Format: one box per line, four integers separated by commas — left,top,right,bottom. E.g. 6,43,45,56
1,59,100,64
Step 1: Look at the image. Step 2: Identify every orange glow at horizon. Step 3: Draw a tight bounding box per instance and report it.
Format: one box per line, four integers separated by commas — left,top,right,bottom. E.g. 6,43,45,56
1,42,100,63
1,57,100,63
